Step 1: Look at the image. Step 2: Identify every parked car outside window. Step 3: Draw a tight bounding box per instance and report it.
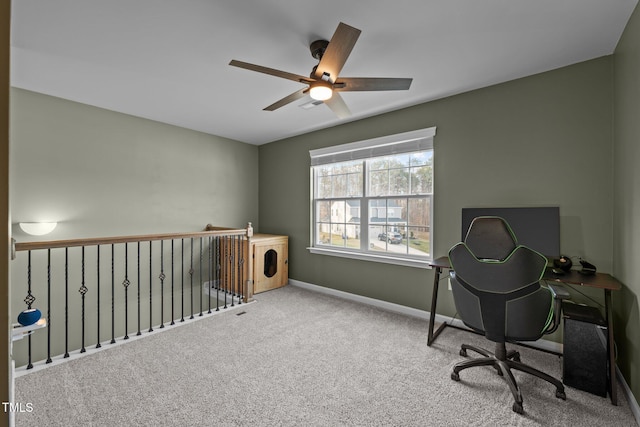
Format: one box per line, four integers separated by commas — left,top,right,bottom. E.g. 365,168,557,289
378,232,403,244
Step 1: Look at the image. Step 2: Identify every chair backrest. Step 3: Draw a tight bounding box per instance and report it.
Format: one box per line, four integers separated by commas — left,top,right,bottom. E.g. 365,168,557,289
464,216,517,261
449,216,551,342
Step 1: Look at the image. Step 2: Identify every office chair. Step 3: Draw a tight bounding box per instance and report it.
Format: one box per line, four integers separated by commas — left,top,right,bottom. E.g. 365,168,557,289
448,216,569,414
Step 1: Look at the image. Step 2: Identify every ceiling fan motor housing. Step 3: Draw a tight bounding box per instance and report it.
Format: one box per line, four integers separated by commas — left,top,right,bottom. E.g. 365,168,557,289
310,39,329,60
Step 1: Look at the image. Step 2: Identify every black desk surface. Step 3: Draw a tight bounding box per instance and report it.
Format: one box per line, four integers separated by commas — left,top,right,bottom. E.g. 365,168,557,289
430,255,621,291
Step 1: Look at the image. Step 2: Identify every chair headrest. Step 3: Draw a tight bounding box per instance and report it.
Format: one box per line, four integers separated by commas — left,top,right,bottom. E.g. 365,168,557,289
464,216,517,260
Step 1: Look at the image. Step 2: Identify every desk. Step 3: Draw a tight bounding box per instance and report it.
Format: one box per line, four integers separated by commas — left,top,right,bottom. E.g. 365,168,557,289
428,255,622,405
427,256,453,347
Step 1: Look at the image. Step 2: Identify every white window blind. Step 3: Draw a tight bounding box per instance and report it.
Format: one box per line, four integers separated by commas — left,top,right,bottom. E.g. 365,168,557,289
309,127,436,166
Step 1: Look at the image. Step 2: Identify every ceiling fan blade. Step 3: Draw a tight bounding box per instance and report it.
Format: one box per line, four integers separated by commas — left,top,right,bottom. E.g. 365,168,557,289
324,93,351,119
334,77,413,92
314,22,361,81
230,60,314,84
263,88,308,111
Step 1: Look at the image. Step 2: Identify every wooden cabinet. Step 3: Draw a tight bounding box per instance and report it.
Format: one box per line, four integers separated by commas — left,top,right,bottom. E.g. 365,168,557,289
251,234,288,293
220,233,288,296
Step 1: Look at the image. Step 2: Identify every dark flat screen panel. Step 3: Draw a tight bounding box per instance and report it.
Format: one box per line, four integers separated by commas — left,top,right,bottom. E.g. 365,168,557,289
461,207,560,258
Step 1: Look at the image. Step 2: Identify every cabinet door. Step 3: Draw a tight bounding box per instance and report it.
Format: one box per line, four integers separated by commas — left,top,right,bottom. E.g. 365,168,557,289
253,241,288,293
219,237,249,295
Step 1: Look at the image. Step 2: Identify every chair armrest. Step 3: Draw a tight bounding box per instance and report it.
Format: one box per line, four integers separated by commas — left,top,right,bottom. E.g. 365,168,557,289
543,283,570,335
548,283,570,300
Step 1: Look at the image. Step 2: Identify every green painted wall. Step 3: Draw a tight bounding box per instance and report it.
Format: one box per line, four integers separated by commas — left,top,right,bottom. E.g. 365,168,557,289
259,56,614,318
10,88,259,238
614,3,640,406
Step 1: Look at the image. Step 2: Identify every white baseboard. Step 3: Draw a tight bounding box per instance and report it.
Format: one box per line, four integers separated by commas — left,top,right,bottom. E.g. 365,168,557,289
288,278,639,421
289,279,436,321
618,364,640,422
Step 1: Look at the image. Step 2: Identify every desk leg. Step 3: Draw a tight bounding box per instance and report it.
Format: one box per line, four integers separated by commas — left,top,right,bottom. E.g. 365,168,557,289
428,266,447,346
604,289,617,405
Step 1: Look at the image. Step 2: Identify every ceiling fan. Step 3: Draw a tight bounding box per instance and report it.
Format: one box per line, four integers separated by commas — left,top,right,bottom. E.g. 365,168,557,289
229,22,413,118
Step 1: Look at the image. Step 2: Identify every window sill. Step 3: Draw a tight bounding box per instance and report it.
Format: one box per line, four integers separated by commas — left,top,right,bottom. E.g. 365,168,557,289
307,246,432,269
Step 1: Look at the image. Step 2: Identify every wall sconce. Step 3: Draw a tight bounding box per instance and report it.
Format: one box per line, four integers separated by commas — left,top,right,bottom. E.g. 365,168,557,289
19,222,57,236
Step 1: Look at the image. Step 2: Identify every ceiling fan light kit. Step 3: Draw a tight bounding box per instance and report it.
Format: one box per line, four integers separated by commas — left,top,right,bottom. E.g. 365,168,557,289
309,81,333,101
229,22,412,117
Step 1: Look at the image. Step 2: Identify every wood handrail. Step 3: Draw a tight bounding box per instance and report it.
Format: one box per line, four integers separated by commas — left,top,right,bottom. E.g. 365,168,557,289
14,226,248,252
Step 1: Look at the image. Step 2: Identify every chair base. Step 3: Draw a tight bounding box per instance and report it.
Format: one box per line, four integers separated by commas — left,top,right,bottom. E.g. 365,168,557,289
451,342,566,414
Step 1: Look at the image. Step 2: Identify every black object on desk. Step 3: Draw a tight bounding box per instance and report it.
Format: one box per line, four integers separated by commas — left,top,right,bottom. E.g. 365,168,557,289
428,255,622,405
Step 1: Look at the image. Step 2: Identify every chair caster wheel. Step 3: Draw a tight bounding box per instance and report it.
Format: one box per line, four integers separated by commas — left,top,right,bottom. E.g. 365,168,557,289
459,348,467,357
513,353,521,362
451,372,460,381
512,402,524,414
556,390,566,400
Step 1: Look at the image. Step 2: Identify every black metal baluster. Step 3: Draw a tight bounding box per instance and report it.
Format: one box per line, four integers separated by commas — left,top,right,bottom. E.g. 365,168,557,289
199,237,203,317
24,251,35,369
24,251,34,369
79,246,88,353
231,236,238,307
233,236,238,304
159,240,165,328
238,236,242,305
149,241,153,332
222,236,233,308
221,238,225,302
234,235,240,305
235,236,240,301
137,242,141,336
110,244,115,344
214,237,224,311
181,238,185,322
46,249,52,363
96,245,102,349
226,237,232,309
231,236,242,307
216,237,221,310
123,243,130,339
189,238,194,319
208,236,212,314
111,243,116,344
171,240,175,326
64,248,69,358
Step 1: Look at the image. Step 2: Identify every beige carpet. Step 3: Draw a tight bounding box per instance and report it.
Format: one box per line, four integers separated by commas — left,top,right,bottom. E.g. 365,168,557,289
15,285,637,426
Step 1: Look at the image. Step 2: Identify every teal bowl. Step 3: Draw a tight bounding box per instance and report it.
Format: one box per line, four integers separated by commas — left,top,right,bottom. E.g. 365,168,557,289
17,308,41,326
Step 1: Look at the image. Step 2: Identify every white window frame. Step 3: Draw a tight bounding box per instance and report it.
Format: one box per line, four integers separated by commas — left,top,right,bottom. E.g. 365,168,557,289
308,127,436,268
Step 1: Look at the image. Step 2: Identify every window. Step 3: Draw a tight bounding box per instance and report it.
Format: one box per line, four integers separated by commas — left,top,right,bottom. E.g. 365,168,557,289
309,127,435,268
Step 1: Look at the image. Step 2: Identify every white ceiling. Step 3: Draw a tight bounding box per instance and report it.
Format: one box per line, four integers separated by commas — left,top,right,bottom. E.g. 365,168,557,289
10,0,638,145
